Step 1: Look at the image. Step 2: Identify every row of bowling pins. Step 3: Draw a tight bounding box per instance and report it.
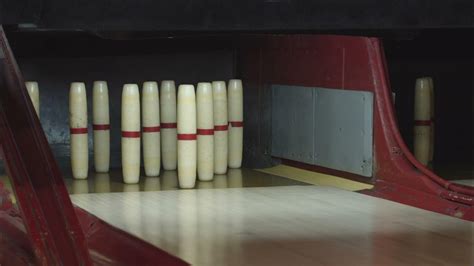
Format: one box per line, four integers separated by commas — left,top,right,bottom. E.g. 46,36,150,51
413,77,435,166
68,80,243,188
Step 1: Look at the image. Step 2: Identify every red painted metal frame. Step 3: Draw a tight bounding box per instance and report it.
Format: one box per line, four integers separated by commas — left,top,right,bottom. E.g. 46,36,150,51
239,35,474,220
0,204,188,265
0,26,188,265
0,26,92,265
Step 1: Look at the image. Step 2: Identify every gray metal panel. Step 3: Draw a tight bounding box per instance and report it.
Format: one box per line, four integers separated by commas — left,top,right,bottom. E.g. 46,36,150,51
271,85,373,177
313,87,373,177
242,83,274,168
272,85,315,165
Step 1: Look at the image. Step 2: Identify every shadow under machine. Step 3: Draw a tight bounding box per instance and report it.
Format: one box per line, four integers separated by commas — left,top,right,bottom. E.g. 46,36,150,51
0,0,473,265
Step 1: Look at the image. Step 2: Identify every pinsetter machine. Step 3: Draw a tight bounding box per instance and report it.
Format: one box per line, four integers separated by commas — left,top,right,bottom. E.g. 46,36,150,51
0,0,472,265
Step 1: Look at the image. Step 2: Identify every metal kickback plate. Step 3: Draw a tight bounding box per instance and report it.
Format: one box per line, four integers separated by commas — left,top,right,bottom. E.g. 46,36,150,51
271,85,373,177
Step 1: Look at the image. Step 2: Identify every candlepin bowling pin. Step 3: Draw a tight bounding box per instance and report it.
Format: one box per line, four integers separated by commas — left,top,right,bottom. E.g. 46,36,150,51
427,77,435,165
25,81,40,117
121,84,141,184
414,78,431,166
142,81,161,176
92,81,110,173
160,80,178,170
69,82,89,179
177,84,197,188
212,81,228,174
197,82,214,181
228,79,244,168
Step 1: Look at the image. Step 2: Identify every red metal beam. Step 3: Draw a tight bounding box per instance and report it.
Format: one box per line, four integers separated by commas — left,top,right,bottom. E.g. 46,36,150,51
0,26,92,265
0,26,189,265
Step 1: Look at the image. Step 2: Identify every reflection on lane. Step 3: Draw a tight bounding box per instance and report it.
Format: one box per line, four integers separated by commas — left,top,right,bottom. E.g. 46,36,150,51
66,168,307,194
72,179,89,194
228,168,243,188
94,173,111,193
144,177,161,191
213,175,228,188
161,170,179,190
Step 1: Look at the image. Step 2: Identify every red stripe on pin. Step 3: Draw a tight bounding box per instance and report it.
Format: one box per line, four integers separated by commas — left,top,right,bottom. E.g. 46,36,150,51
214,125,228,131
143,126,161,133
229,121,244,127
161,123,177,129
122,131,141,138
197,129,214,135
415,120,431,126
93,124,110,130
70,128,88,134
178,133,197,140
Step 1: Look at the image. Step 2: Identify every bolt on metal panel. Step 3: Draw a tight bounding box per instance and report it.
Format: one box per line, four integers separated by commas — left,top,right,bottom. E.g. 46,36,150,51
271,85,373,177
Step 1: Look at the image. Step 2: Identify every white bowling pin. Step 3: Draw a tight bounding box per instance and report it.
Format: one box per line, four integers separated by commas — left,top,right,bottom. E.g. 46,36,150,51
414,78,432,166
142,81,161,176
227,79,244,168
160,80,178,170
92,81,110,173
196,82,214,181
212,81,228,174
25,81,40,117
427,77,435,164
177,84,197,188
69,82,89,179
121,84,141,184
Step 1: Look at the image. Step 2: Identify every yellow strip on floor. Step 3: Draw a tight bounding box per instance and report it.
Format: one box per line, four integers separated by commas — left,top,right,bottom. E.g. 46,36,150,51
257,165,373,191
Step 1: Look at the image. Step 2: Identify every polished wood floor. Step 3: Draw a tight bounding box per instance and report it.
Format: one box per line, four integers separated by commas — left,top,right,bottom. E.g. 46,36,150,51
71,182,474,266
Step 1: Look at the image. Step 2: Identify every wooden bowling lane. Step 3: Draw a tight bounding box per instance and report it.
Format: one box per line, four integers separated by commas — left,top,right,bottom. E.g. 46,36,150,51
64,168,308,194
71,185,474,266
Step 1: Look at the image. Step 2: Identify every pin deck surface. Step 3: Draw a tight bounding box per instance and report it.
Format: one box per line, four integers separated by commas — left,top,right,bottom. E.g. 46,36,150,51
64,169,474,266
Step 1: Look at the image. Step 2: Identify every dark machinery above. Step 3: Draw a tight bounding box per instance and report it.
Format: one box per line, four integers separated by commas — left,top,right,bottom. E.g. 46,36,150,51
2,0,473,31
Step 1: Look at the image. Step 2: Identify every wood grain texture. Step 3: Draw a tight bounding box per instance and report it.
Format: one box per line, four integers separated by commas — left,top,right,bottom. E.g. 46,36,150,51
71,186,473,266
